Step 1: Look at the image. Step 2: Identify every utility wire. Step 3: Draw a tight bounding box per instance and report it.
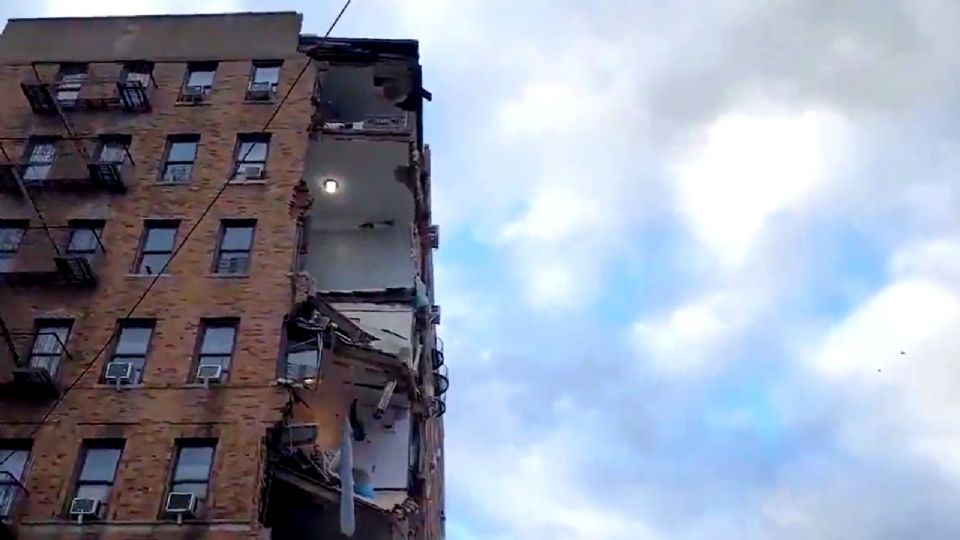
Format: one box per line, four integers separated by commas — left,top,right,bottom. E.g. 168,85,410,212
0,0,353,471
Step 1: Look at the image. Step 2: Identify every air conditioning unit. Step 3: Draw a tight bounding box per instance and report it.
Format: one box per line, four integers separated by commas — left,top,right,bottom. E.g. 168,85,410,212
69,497,104,524
427,225,440,249
196,364,222,386
165,492,199,524
246,81,274,101
429,305,441,325
104,361,133,388
241,165,264,180
179,85,205,102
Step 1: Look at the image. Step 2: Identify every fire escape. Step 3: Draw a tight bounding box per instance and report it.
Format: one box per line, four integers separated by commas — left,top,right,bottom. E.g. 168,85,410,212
0,62,144,403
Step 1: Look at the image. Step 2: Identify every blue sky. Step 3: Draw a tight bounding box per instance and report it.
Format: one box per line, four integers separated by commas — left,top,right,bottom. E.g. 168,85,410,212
10,1,960,538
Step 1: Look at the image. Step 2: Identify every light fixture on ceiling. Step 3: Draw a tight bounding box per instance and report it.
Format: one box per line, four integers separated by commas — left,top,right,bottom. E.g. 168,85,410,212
322,178,339,194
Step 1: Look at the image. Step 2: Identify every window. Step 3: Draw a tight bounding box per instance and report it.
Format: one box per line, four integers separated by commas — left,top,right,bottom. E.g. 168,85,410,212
56,63,87,106
66,220,104,256
231,134,269,180
193,320,237,381
213,220,255,274
0,444,29,520
29,320,71,376
122,62,153,87
0,222,26,272
180,63,217,100
71,442,123,508
160,135,198,184
105,320,154,384
247,61,281,100
23,138,57,182
97,136,130,165
135,221,178,275
168,441,215,501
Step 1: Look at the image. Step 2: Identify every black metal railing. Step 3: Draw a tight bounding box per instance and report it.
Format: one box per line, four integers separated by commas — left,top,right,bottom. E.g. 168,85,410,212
0,226,105,287
21,72,156,114
0,137,133,195
0,329,74,399
0,471,27,525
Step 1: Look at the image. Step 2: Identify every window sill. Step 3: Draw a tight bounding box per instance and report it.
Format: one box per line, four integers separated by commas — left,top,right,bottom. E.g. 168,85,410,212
226,179,268,186
125,273,170,278
174,101,212,107
242,99,276,105
182,382,228,388
93,383,146,390
206,273,249,279
149,182,191,187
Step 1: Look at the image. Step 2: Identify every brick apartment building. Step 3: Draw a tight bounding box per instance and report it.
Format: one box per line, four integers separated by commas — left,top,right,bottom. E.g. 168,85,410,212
0,11,446,540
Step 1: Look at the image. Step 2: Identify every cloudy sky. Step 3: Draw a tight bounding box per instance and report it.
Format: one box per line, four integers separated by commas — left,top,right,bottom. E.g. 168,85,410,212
8,0,960,538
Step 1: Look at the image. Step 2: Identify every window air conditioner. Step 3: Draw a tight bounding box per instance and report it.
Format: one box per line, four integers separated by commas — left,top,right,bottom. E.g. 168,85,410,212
165,492,199,524
69,497,104,524
104,361,133,388
196,364,223,386
246,81,274,101
241,165,264,179
180,85,205,102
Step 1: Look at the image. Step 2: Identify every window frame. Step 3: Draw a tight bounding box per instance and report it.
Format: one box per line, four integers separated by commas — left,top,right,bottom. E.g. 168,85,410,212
0,441,31,520
28,319,72,376
231,133,270,180
22,137,58,182
180,62,218,100
160,135,200,184
0,220,28,271
96,135,131,165
65,219,105,256
67,440,124,515
102,319,155,384
55,63,88,107
212,220,256,275
247,60,282,97
163,439,216,516
191,319,238,382
134,220,179,275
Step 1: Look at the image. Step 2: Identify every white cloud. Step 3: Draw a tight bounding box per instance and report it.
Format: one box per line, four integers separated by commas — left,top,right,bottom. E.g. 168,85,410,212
673,110,849,267
630,293,734,375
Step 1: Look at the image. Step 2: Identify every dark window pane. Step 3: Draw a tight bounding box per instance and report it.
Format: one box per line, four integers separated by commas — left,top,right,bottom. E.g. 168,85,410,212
79,448,121,482
0,450,27,480
168,141,197,163
171,481,208,499
174,446,213,481
201,327,235,355
237,141,267,162
100,143,125,164
75,484,110,503
68,229,101,253
253,65,280,84
144,228,176,251
187,70,215,88
115,327,152,355
162,164,192,184
138,253,170,274
221,227,253,251
0,228,24,251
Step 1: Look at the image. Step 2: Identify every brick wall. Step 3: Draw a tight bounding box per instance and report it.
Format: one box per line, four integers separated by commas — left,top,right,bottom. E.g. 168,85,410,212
0,26,315,539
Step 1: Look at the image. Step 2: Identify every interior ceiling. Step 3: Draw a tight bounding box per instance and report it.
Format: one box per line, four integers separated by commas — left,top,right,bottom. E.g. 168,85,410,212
305,138,413,229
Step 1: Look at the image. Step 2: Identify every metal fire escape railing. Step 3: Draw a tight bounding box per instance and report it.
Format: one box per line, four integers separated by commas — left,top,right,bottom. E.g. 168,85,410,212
21,64,156,115
0,225,106,287
0,136,134,195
